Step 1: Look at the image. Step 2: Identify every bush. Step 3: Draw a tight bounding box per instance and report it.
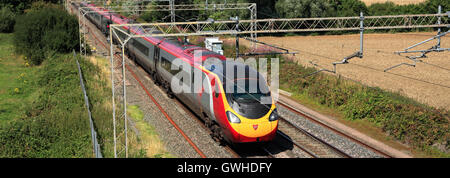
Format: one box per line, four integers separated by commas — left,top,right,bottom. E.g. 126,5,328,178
335,0,368,17
0,7,15,33
275,0,337,18
13,5,79,65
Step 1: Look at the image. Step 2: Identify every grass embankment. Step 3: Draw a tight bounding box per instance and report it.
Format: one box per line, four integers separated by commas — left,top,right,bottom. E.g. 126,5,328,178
0,33,39,126
0,33,92,157
0,33,170,157
128,105,173,158
85,55,173,158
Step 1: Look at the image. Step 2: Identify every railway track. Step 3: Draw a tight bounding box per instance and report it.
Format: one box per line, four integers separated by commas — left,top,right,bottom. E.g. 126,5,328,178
278,117,351,158
71,3,391,158
72,4,208,158
277,100,393,158
71,4,244,158
76,15,342,158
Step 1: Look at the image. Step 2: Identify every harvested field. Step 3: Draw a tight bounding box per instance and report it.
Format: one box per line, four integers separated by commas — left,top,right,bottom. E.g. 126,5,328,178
241,32,450,110
361,0,426,5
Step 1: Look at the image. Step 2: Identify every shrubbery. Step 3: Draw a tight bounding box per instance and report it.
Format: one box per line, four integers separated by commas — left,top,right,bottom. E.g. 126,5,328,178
0,54,92,158
0,0,60,13
0,7,15,33
13,5,79,65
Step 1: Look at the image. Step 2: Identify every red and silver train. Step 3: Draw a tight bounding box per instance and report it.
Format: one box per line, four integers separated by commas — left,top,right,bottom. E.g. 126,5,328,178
75,2,279,143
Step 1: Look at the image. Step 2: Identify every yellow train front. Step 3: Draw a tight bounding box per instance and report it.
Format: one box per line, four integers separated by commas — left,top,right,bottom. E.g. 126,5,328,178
203,60,279,143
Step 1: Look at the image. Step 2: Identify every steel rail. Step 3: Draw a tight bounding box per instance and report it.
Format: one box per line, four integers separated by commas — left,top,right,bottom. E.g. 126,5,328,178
277,100,393,158
170,97,241,158
278,117,352,158
76,9,207,158
276,130,319,158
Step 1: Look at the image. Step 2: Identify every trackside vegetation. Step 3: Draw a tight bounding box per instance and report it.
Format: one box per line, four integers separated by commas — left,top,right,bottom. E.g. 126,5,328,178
0,33,153,157
13,5,79,65
0,7,15,33
277,57,449,157
0,45,93,157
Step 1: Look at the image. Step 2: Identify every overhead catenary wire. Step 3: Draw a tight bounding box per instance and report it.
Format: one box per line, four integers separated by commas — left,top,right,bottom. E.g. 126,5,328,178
262,39,450,89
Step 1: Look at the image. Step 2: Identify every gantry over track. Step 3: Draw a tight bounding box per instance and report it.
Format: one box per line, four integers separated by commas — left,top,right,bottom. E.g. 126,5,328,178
110,13,449,37
76,1,257,56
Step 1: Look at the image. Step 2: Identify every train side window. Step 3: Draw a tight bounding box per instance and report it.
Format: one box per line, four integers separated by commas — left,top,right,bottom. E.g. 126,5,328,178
161,57,171,72
133,40,149,56
161,57,181,75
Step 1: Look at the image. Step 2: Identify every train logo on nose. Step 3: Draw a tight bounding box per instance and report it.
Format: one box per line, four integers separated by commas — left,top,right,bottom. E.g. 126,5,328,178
253,125,258,130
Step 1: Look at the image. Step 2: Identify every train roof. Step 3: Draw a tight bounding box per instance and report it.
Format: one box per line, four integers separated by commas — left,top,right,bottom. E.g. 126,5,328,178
203,59,264,85
82,2,226,66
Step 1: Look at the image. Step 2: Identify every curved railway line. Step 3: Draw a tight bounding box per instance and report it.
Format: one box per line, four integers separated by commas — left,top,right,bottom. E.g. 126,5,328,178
277,117,351,158
72,3,395,158
73,7,207,158
277,100,393,158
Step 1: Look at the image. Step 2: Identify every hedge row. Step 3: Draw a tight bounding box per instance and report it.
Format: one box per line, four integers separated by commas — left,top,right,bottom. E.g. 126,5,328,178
13,5,79,65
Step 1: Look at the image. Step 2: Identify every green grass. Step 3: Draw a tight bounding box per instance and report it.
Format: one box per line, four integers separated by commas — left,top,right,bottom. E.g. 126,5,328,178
0,32,171,157
0,37,93,157
0,33,143,157
0,33,40,126
82,55,171,158
127,105,173,158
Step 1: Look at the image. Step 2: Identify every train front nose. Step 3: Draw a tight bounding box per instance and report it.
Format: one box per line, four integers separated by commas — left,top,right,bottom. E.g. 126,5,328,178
231,121,278,143
227,108,279,143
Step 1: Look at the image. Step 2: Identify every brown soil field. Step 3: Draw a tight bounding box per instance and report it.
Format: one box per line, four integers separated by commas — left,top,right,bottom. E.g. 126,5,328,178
361,0,426,5
241,32,450,110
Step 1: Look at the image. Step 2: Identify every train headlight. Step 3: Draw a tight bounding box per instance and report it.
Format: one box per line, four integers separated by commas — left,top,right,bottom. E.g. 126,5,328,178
226,111,241,124
269,109,278,122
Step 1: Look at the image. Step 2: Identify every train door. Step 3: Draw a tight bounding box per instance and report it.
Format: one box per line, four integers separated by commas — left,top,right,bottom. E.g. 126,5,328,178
187,67,207,117
200,72,214,120
154,46,160,71
100,16,103,33
153,46,161,83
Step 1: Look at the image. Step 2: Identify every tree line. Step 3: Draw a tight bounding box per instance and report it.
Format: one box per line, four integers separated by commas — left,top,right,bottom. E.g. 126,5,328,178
103,0,449,22
0,0,447,63
146,0,447,20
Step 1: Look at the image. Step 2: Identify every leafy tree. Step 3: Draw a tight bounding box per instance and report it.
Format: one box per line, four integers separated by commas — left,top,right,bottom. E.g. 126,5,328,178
193,0,251,21
368,2,398,16
423,0,449,14
275,0,336,18
0,0,60,14
335,0,368,17
0,7,15,33
13,4,79,65
249,0,279,19
139,1,170,22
